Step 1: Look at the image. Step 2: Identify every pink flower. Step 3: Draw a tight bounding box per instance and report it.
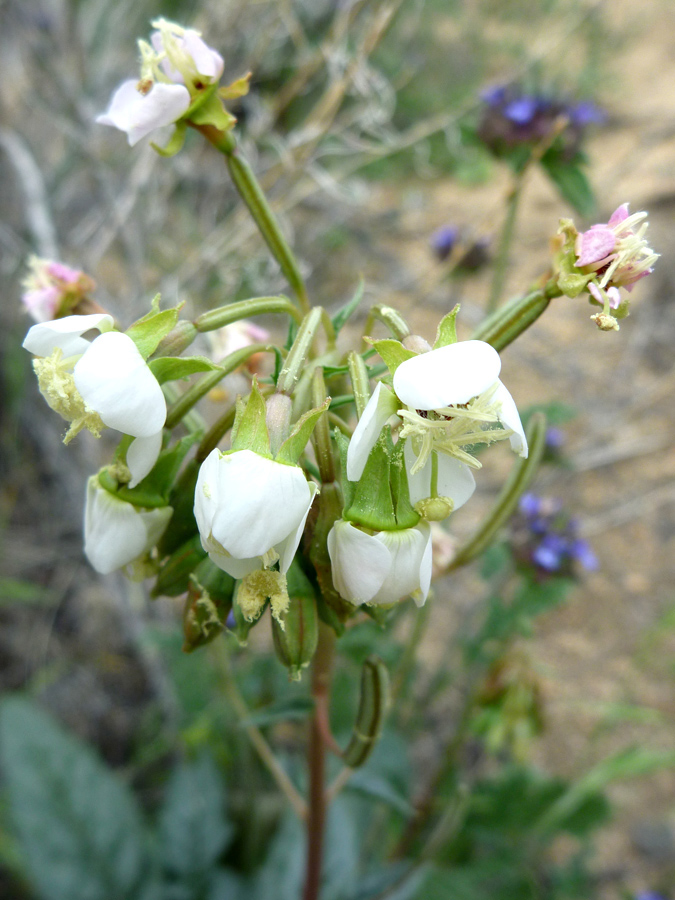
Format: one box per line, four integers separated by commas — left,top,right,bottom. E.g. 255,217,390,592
21,257,95,322
575,204,658,306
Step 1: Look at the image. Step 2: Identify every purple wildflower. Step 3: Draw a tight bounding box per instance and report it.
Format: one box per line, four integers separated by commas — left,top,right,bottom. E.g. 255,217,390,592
512,493,597,576
430,225,459,261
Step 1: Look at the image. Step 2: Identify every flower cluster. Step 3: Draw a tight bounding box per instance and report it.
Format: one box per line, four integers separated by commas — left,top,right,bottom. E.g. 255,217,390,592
510,493,597,576
477,83,605,161
21,257,95,323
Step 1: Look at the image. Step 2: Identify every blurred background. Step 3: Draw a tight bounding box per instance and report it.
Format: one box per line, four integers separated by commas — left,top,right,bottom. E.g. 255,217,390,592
1,0,675,897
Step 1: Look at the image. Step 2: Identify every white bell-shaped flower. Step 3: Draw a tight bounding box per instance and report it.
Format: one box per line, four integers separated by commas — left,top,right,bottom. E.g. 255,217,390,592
327,519,432,608
23,315,166,487
194,449,318,579
96,79,191,147
84,476,172,575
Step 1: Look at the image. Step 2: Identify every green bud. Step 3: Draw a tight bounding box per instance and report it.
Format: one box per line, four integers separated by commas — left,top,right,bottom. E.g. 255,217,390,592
272,562,318,680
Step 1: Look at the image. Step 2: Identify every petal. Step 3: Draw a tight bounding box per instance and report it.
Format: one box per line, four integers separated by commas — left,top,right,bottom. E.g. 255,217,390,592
492,380,528,457
96,80,190,146
346,382,400,482
182,31,224,79
127,431,163,487
73,332,166,437
607,203,629,227
405,443,476,511
327,520,390,605
83,477,171,574
22,313,114,358
206,451,313,560
393,341,501,411
194,449,222,540
22,286,60,323
275,482,318,574
575,225,616,267
207,544,261,579
371,523,432,606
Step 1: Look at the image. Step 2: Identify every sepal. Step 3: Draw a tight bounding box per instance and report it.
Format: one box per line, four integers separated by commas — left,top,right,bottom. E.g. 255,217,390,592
230,378,271,457
125,295,183,359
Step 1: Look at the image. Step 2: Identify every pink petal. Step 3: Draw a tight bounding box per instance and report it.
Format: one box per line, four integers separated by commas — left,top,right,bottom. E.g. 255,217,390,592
575,225,616,267
607,203,629,227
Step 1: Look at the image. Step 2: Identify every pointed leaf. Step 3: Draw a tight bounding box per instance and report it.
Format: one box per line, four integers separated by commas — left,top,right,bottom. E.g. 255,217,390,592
433,304,461,348
219,72,252,101
230,380,271,457
370,339,416,376
332,279,364,334
276,399,330,465
126,302,182,359
148,356,221,384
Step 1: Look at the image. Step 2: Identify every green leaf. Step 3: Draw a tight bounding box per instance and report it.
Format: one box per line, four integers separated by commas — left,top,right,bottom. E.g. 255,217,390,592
370,339,416,376
126,302,182,360
159,752,233,885
148,356,220,385
253,812,304,900
332,279,365,334
230,380,271,457
540,153,595,217
115,432,201,509
433,304,461,348
0,697,158,900
346,770,413,817
276,399,330,465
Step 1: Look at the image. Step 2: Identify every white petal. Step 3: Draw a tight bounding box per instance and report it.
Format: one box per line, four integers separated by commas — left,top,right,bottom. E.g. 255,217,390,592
83,477,171,574
405,443,476,511
208,546,260,579
346,383,400,482
73,332,166,437
182,31,224,79
205,451,313,560
492,380,528,457
276,482,318,574
127,431,163,487
393,340,501,411
327,520,391,605
96,80,190,146
194,449,222,542
371,523,431,606
22,314,114,358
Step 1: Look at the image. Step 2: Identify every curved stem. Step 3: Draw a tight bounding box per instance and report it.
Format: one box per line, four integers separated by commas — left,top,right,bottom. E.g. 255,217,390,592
486,172,525,315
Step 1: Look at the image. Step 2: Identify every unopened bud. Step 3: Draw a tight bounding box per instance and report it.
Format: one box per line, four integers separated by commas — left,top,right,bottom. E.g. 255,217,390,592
402,334,432,354
153,321,198,358
265,392,292,456
414,496,454,522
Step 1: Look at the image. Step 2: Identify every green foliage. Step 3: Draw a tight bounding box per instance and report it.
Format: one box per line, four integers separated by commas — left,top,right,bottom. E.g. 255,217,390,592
0,698,158,900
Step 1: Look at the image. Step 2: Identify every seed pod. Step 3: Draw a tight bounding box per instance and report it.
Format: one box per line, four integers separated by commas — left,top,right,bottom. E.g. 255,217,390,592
152,534,206,598
272,561,318,680
342,656,390,768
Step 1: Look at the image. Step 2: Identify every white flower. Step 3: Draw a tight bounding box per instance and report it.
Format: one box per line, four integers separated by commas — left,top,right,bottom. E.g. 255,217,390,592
84,475,172,575
194,449,318,579
96,19,224,146
23,314,166,487
348,341,527,488
327,519,432,607
96,79,191,147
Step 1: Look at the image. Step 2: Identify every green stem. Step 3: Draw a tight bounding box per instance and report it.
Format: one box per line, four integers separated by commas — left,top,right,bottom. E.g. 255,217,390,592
486,173,525,315
278,307,324,395
303,621,337,900
194,296,302,332
347,351,371,418
311,368,336,483
471,278,560,352
194,124,310,313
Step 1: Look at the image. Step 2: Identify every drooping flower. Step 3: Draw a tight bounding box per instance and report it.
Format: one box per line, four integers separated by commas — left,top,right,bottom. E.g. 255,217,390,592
347,341,527,492
84,475,172,575
194,448,317,580
575,203,658,309
23,314,166,486
327,519,432,607
21,256,96,322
